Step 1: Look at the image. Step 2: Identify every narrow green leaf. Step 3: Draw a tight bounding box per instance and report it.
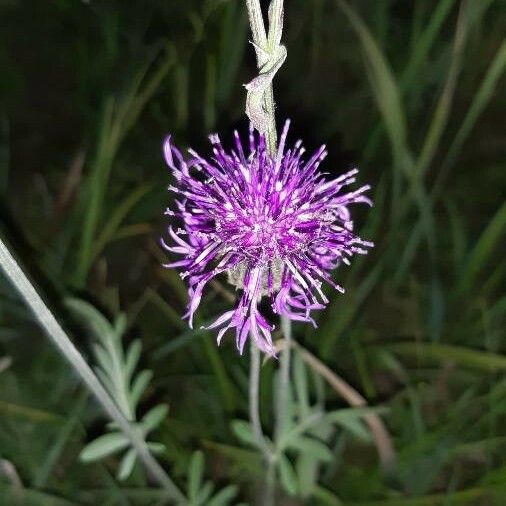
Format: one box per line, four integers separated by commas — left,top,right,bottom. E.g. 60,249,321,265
363,0,456,161
117,448,137,481
188,450,205,502
92,184,151,262
335,0,407,162
129,369,153,409
414,0,468,179
201,441,260,475
336,485,506,505
294,353,310,419
124,339,142,384
278,453,298,496
146,442,165,454
79,432,129,462
0,486,81,506
75,43,175,287
458,203,506,293
446,202,468,272
296,453,319,498
287,437,333,462
151,326,207,359
34,391,88,488
325,409,378,441
442,40,506,174
230,420,256,447
312,486,343,505
66,298,113,342
141,404,168,433
92,343,114,374
195,481,214,506
114,313,127,337
207,485,239,506
74,97,115,286
332,416,371,442
201,334,237,412
95,367,116,397
384,342,506,371
148,289,187,331
402,0,456,92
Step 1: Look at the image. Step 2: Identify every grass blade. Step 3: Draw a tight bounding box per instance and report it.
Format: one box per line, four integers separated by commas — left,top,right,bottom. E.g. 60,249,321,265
457,203,506,293
34,391,88,488
91,184,151,262
383,342,506,371
413,0,469,179
438,40,506,186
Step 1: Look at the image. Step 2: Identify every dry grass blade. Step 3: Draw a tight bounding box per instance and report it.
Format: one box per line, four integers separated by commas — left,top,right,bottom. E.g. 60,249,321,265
55,148,86,217
0,458,23,492
0,356,12,374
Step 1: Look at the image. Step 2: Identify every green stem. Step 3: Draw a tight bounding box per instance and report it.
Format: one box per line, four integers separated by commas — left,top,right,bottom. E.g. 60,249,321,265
0,237,185,504
263,460,276,506
244,2,291,503
248,342,272,462
275,315,292,442
245,0,284,154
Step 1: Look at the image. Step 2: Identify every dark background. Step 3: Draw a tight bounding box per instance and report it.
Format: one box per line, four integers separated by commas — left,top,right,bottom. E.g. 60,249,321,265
0,1,505,505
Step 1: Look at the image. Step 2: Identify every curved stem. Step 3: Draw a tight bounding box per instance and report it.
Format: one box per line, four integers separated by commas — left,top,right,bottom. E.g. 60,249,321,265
0,237,186,503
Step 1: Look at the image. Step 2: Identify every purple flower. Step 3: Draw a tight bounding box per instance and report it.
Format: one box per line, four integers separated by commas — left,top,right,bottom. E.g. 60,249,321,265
162,120,373,356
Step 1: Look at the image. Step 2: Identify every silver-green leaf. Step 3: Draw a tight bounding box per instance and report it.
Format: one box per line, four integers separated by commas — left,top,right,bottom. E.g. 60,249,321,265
79,432,129,462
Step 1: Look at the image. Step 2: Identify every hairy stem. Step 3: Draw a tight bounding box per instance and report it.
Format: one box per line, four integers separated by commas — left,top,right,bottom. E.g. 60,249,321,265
0,237,185,503
245,0,284,154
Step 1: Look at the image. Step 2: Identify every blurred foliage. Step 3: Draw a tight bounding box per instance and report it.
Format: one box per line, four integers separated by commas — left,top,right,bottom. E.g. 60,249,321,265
0,0,505,504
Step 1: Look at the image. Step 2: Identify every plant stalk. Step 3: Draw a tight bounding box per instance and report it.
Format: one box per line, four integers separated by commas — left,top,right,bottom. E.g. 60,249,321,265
245,3,290,504
275,314,292,442
245,0,284,154
248,341,272,462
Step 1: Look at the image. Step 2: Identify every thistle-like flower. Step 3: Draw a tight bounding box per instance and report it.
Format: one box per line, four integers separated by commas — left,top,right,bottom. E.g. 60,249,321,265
162,120,373,356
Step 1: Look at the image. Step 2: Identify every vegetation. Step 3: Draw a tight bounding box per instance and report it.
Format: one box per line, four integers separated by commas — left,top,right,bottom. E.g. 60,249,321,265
0,0,504,504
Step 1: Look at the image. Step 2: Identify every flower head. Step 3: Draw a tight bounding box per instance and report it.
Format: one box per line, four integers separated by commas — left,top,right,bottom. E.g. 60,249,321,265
162,120,373,355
